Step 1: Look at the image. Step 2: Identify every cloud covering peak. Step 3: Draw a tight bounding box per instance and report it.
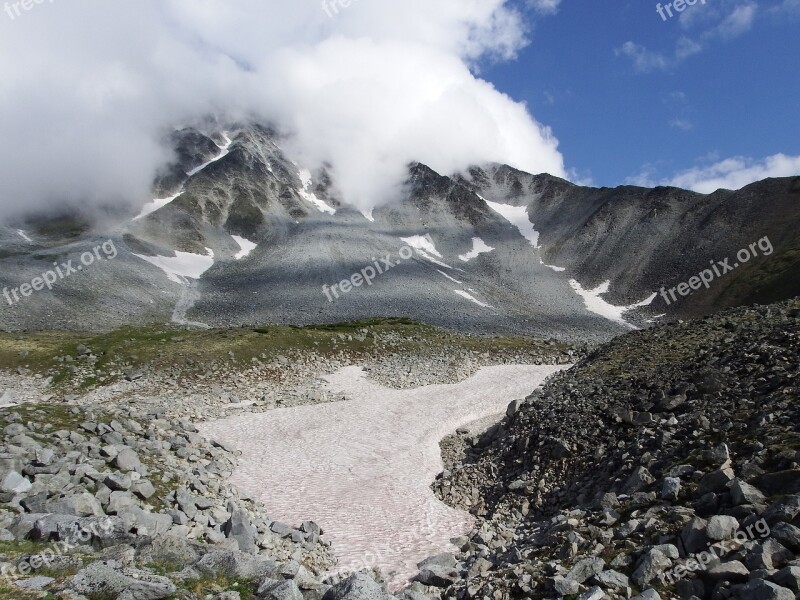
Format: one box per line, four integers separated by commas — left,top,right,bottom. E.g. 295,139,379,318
0,0,565,219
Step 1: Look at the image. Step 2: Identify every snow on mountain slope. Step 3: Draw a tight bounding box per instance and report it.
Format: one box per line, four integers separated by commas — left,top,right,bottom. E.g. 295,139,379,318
133,248,215,284
437,270,462,284
483,199,541,248
298,169,337,216
569,279,656,329
458,237,494,262
186,132,233,176
454,289,492,308
134,192,184,221
401,235,454,269
232,236,258,260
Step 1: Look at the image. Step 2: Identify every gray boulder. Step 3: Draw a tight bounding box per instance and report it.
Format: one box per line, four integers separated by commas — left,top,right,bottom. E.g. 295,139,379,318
223,507,258,554
681,517,710,554
698,467,735,495
113,449,143,473
661,477,681,501
732,579,795,600
0,471,31,494
45,492,104,517
730,479,766,506
770,522,800,552
257,578,304,600
632,549,672,586
193,549,279,581
622,467,655,494
707,515,739,541
416,564,459,588
771,566,800,593
322,573,393,600
70,561,176,599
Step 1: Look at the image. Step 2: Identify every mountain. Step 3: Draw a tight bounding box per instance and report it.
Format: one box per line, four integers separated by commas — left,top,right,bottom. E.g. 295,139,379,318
1,123,798,339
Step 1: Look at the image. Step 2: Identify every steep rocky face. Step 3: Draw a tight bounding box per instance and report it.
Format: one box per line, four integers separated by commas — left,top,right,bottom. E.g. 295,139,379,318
462,165,800,317
435,298,800,599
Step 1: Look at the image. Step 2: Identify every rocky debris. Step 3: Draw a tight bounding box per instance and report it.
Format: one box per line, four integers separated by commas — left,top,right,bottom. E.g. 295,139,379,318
0,400,338,599
432,299,800,600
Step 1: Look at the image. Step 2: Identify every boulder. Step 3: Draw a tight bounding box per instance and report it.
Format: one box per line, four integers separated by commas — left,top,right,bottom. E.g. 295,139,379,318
730,479,766,506
258,578,304,600
732,579,795,600
223,507,258,554
706,515,739,541
70,561,176,599
322,573,393,600
632,549,672,586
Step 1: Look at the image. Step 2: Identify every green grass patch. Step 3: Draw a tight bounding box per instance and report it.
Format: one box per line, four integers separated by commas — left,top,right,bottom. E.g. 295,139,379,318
0,319,571,393
169,575,255,599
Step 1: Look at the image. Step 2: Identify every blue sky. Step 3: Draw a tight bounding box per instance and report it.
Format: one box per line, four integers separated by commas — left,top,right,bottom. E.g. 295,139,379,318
482,0,800,189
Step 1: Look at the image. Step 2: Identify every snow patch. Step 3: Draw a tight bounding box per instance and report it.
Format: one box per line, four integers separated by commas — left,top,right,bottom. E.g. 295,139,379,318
401,235,453,269
186,132,233,177
569,279,657,329
198,364,566,589
483,199,541,248
540,258,566,272
134,248,215,285
454,290,492,308
458,237,494,262
134,192,183,221
298,168,337,215
16,229,32,243
437,270,462,284
231,236,257,260
646,314,667,323
401,235,442,257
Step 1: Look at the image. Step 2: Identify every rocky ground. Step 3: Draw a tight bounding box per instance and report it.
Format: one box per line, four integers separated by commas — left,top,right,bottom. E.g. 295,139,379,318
0,320,577,599
3,299,799,600
434,298,800,600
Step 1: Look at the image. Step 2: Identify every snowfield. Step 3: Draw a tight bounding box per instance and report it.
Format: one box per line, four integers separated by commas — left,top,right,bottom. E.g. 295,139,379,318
198,364,566,588
133,248,215,284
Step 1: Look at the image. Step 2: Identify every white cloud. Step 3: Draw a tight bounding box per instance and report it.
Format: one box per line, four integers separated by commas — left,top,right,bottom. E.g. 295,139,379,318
629,154,800,193
0,0,565,220
615,42,669,73
669,118,694,131
619,0,757,73
713,2,758,38
527,0,562,14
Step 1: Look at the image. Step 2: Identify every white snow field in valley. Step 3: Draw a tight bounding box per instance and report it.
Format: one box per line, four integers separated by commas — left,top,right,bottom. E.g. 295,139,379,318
199,364,566,587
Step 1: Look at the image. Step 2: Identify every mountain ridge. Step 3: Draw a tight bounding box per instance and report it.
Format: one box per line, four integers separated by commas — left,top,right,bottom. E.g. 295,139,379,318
0,123,798,338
